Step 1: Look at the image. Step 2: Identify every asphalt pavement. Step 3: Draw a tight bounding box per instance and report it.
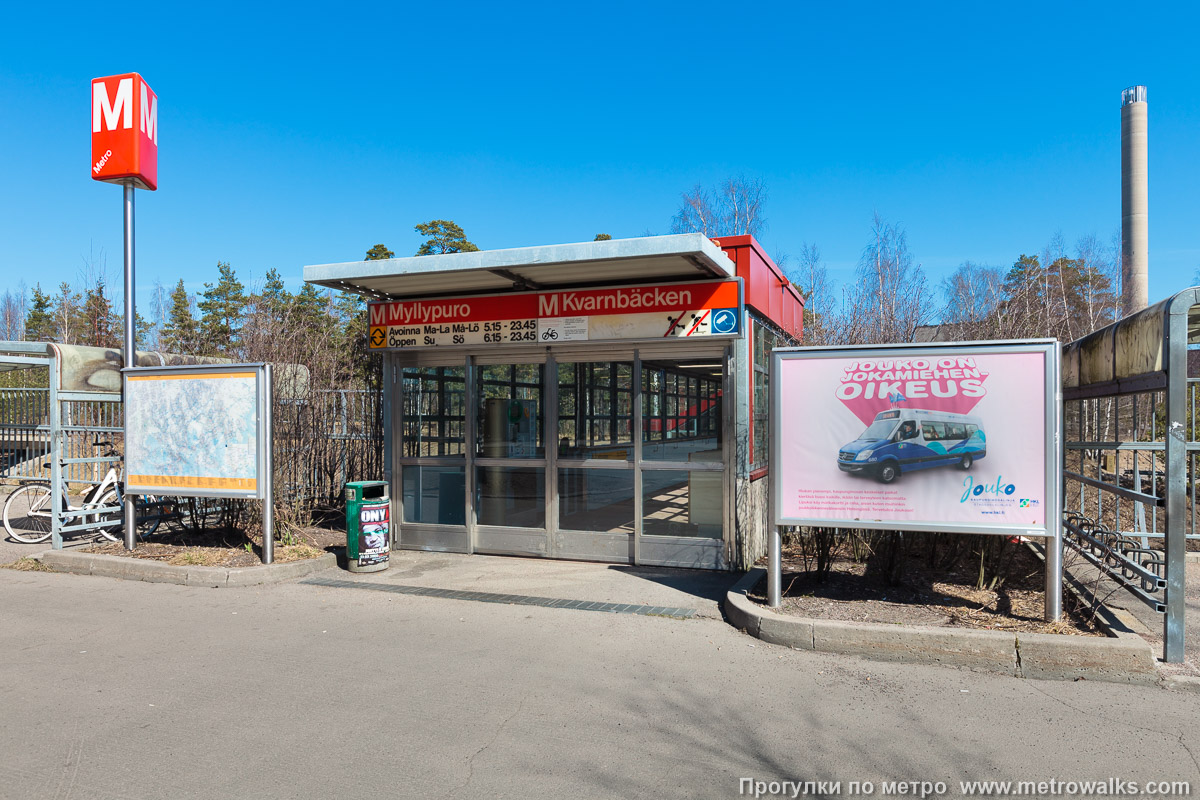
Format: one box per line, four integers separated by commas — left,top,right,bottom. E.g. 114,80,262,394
2,566,1199,800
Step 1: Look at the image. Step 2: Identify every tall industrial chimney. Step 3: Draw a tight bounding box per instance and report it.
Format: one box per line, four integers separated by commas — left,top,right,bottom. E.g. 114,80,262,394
1121,85,1149,316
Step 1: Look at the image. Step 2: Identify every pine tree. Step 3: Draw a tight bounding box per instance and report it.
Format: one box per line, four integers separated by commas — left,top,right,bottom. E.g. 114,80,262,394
197,262,247,355
365,244,394,261
160,279,198,353
80,278,119,348
135,311,152,349
414,220,479,255
25,285,54,342
290,283,331,335
259,267,291,321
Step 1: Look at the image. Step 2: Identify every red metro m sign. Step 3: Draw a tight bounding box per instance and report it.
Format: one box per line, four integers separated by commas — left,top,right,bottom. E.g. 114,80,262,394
91,73,157,190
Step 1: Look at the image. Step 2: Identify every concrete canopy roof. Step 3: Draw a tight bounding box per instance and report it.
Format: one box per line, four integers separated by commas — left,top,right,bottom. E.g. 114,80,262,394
303,234,736,301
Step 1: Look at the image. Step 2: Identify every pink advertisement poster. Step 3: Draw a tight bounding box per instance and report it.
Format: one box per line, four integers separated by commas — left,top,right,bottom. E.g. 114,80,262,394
775,348,1051,533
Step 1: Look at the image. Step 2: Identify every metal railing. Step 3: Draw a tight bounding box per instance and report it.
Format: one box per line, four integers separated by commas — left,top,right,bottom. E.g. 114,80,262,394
1061,288,1199,662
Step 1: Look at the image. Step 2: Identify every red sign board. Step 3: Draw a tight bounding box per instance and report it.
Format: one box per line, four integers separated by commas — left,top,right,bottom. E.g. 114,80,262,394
367,279,742,350
91,73,157,191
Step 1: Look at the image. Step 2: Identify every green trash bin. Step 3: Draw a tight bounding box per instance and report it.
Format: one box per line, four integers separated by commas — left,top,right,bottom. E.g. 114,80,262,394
345,480,390,573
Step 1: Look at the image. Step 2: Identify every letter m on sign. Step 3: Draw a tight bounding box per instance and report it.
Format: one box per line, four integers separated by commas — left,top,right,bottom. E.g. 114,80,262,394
91,73,158,191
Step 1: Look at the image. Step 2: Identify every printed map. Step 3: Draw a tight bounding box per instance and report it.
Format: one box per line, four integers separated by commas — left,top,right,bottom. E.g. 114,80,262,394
125,370,259,495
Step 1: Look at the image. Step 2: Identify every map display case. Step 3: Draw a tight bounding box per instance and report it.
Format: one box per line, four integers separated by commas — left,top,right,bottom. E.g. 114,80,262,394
124,363,270,500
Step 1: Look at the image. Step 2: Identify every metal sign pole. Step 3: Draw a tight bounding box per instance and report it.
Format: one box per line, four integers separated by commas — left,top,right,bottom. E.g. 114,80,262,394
768,526,782,608
122,182,137,551
261,364,274,565
768,351,782,608
1044,350,1063,622
1044,533,1063,621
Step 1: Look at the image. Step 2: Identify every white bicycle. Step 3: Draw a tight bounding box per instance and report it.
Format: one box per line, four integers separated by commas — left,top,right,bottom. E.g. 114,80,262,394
2,452,162,545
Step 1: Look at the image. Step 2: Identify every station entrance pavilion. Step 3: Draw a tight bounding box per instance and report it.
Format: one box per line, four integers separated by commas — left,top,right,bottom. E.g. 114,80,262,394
305,234,802,569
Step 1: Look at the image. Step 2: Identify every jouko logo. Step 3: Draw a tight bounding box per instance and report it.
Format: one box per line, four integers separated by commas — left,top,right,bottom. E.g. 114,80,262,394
961,475,1016,503
834,356,990,425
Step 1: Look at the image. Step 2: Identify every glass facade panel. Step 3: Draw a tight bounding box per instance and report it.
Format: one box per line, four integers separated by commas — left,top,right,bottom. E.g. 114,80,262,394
752,320,783,472
642,469,722,538
641,362,721,462
557,361,633,460
402,366,466,458
558,469,635,533
401,465,467,525
476,364,544,458
398,354,728,552
475,466,545,528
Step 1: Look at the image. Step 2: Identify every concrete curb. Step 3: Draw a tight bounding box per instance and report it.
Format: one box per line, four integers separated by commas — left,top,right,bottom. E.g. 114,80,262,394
724,568,1160,685
37,550,336,588
1163,674,1200,694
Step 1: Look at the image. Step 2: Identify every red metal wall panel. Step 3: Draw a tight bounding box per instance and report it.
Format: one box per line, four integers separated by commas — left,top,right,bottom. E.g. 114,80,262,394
714,235,803,341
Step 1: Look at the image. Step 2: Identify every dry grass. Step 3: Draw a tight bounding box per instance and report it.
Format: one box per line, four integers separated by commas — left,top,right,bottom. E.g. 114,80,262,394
86,537,329,568
273,543,325,563
166,548,234,567
0,557,53,572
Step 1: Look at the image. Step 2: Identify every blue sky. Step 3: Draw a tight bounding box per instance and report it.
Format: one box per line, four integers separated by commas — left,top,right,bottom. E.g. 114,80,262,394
2,1,1198,315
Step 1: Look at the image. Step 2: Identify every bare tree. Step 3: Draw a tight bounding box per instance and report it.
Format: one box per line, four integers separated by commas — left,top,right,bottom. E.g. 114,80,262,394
719,176,766,238
53,282,81,344
1073,232,1120,334
786,243,833,344
0,288,26,341
149,280,169,351
671,184,718,236
839,213,931,344
670,176,767,238
940,262,1004,339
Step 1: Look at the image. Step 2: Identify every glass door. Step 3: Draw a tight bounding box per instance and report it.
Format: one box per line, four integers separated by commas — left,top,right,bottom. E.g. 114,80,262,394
555,359,637,562
396,363,469,553
638,357,726,568
473,361,549,556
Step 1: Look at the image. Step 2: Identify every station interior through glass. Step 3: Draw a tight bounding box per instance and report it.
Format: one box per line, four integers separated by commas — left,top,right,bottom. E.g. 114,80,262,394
392,349,728,567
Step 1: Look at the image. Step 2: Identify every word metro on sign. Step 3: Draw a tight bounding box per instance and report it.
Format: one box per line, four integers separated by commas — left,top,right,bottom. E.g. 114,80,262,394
367,279,743,350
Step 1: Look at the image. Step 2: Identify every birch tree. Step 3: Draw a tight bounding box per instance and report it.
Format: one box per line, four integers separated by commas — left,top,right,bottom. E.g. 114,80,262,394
840,213,931,344
670,176,767,238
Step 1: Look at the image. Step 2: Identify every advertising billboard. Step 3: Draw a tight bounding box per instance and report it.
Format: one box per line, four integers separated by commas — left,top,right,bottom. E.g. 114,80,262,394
367,278,742,350
771,341,1060,538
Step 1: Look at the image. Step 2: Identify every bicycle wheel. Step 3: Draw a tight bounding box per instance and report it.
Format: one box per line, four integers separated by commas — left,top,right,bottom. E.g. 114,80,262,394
94,492,161,541
94,490,125,542
3,483,54,544
137,495,161,537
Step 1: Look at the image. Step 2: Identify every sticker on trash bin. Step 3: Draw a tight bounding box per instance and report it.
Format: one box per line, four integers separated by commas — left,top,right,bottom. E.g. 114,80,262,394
358,505,390,567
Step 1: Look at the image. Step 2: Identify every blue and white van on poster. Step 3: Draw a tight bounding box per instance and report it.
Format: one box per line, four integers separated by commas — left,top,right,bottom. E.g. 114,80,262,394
837,408,987,484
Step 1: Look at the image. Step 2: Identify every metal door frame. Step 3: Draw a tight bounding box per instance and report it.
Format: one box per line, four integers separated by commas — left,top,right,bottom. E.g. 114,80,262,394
635,345,729,569
390,353,471,554
471,353,551,558
554,352,639,563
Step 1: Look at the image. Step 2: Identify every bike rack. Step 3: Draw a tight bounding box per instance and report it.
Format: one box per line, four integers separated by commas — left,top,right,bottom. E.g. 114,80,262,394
0,343,128,548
